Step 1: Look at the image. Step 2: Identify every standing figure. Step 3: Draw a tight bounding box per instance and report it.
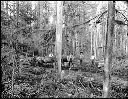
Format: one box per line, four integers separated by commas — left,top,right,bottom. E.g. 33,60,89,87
90,55,95,65
36,56,44,67
19,55,25,62
49,53,54,58
67,53,74,67
80,52,84,65
62,55,68,67
49,53,55,63
30,56,37,67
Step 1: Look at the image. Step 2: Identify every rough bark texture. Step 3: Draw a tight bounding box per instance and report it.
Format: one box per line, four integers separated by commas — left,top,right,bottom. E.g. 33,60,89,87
75,33,79,57
56,1,63,79
103,1,115,98
11,1,19,97
90,19,94,57
93,22,97,59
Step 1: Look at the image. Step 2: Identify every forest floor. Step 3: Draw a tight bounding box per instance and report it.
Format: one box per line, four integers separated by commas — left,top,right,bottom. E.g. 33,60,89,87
2,58,128,98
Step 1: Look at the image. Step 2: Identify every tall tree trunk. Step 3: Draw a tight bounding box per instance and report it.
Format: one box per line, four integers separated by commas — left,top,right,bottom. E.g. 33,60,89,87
90,19,94,57
56,1,63,79
94,22,97,59
113,25,117,52
125,9,128,54
11,1,14,97
119,25,123,52
11,1,19,97
126,25,128,54
1,1,4,11
103,1,115,98
100,22,104,60
75,33,79,57
102,21,106,59
126,3,128,55
72,37,75,55
123,26,126,54
38,1,40,28
6,1,8,17
96,1,103,60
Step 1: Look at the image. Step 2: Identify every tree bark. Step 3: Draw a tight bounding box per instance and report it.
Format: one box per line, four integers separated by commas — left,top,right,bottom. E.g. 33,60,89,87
103,1,115,98
90,18,94,57
102,21,106,59
37,1,40,30
56,1,63,79
126,9,128,54
75,33,79,57
94,22,97,59
72,37,75,55
11,1,19,97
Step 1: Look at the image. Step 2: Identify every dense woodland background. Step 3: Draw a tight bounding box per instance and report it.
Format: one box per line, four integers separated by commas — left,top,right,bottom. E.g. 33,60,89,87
1,1,128,98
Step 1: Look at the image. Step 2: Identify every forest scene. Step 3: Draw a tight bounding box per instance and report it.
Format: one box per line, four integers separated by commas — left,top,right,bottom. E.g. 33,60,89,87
1,1,128,98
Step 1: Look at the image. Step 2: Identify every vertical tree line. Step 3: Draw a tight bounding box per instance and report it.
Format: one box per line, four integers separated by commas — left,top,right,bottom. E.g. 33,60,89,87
11,1,19,97
103,1,115,98
56,1,63,79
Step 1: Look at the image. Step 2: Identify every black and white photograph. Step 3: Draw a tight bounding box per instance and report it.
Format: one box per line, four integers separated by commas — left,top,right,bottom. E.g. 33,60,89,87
1,1,128,98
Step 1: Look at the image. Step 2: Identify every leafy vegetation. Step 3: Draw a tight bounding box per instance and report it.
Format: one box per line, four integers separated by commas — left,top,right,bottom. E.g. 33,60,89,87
1,1,128,98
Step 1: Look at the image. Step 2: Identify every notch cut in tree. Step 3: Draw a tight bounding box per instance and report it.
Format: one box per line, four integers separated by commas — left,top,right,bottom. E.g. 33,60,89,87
103,1,115,98
56,1,63,79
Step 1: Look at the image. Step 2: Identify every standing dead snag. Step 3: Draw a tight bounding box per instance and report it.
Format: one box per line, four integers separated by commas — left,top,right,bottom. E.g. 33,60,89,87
56,1,63,79
103,1,115,98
